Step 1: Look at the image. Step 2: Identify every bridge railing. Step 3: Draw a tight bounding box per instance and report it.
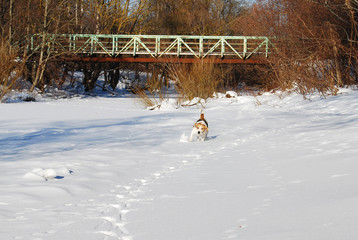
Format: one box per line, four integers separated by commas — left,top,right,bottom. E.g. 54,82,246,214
28,34,271,60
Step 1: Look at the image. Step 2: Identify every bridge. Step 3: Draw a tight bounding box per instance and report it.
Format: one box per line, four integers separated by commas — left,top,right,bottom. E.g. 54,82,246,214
28,34,271,64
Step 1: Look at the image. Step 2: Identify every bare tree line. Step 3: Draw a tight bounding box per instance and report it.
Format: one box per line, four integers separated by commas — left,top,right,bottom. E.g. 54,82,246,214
1,0,246,41
236,0,358,94
0,0,357,99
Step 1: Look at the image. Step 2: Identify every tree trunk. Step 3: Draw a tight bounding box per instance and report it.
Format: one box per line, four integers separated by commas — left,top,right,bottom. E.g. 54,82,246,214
30,0,49,92
83,63,101,92
9,0,13,45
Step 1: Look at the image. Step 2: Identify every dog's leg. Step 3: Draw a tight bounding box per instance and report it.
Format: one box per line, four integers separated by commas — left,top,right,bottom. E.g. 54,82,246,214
201,132,208,141
189,128,196,142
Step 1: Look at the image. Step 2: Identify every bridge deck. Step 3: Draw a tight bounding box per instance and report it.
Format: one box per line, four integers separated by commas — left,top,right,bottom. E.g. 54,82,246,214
28,34,271,63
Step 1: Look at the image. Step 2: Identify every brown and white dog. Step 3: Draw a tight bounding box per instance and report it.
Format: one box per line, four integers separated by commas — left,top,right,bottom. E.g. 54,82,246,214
189,111,209,142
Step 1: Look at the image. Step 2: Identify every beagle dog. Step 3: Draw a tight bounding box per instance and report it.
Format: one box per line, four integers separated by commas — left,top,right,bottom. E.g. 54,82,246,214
189,111,209,141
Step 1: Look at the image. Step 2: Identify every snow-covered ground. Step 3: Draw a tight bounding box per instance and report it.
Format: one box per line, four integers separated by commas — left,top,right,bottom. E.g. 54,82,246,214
1,89,358,240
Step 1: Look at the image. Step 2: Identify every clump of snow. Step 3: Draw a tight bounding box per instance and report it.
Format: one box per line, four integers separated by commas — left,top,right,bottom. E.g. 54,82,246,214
148,98,179,110
180,97,206,107
159,98,179,110
213,91,239,98
55,166,73,176
2,91,36,103
180,133,189,142
148,97,206,110
23,167,72,181
224,90,238,98
23,172,47,181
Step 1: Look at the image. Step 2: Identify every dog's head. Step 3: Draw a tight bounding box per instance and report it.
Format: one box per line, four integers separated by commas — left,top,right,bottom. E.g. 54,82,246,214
194,122,208,135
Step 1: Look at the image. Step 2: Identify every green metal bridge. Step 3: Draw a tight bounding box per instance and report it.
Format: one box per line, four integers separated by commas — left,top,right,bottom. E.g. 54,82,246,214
28,34,271,64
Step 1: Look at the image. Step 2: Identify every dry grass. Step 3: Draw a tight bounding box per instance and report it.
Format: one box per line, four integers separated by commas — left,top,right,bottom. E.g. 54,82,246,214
131,87,158,108
168,59,224,104
0,40,25,101
132,59,225,109
131,66,170,109
267,47,341,96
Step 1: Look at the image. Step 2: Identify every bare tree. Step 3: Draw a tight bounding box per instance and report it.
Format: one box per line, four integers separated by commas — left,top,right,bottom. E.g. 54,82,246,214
234,0,358,94
80,0,151,34
145,0,248,35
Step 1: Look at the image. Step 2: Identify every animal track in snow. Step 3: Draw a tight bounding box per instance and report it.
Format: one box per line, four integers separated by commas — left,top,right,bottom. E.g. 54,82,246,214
94,153,204,239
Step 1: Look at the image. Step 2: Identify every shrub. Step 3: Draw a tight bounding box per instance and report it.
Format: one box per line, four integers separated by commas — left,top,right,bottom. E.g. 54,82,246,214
0,40,25,101
168,59,224,103
132,59,226,109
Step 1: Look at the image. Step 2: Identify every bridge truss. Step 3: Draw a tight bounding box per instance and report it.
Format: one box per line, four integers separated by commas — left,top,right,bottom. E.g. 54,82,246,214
28,34,271,64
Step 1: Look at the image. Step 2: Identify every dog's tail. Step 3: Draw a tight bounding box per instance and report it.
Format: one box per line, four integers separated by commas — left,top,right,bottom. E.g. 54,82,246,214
200,109,205,120
199,109,208,127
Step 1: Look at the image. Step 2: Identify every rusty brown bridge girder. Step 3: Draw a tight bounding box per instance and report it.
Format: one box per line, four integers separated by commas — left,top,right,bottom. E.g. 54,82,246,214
62,56,268,64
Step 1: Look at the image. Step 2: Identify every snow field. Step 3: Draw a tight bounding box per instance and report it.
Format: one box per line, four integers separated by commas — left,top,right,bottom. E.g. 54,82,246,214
0,89,358,240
